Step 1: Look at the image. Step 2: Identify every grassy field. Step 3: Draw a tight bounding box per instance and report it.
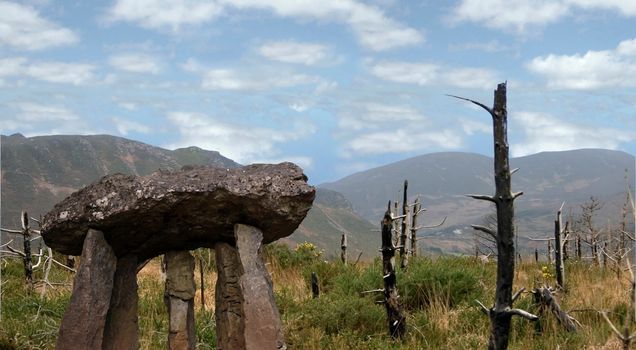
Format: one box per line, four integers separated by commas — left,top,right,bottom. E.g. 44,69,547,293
0,244,633,349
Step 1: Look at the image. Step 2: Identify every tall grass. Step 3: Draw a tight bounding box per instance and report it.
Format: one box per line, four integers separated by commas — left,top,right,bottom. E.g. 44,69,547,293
0,242,633,349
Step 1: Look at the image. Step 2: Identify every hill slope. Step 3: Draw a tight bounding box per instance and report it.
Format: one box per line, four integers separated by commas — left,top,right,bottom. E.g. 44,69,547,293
322,149,635,253
1,134,373,255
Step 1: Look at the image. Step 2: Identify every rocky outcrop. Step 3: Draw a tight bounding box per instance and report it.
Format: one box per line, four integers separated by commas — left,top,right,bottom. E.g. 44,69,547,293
41,162,315,259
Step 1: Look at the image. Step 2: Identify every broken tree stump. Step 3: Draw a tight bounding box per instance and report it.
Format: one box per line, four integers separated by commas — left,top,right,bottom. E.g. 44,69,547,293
532,287,577,332
341,232,347,264
311,272,320,298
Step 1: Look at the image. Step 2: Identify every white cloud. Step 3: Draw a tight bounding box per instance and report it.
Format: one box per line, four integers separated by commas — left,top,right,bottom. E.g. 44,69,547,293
226,0,423,51
370,61,439,85
0,57,95,85
24,61,95,85
339,102,426,130
0,1,78,50
257,40,336,66
564,0,636,16
108,0,422,51
369,60,499,89
512,112,636,156
449,40,511,53
201,68,320,90
106,0,223,32
0,102,82,134
0,57,28,77
450,0,567,32
111,117,151,135
165,111,316,163
108,53,162,74
346,128,463,155
460,118,491,135
14,102,78,122
527,38,636,89
450,0,636,33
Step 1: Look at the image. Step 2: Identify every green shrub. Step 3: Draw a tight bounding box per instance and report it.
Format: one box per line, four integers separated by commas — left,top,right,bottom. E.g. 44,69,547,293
400,256,490,310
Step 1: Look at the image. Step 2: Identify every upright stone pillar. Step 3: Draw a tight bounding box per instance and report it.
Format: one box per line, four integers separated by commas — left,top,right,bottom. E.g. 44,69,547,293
214,224,286,350
103,254,140,350
57,229,117,350
215,242,246,350
164,250,196,350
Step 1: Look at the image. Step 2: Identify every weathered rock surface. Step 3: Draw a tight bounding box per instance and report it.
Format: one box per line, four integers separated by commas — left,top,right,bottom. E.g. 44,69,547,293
57,229,117,349
164,251,196,350
215,224,286,350
41,163,315,259
215,242,246,350
103,254,140,350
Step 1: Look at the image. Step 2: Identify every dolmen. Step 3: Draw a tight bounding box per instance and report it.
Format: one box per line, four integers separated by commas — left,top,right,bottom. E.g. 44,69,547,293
41,163,315,350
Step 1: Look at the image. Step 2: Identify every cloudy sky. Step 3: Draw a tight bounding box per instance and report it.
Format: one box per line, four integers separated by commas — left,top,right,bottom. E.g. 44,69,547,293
1,0,635,184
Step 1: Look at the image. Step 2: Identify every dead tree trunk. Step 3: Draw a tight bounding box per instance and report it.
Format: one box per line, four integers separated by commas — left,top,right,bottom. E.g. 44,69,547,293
453,83,537,350
554,204,566,289
381,204,406,338
341,233,347,264
410,198,421,258
21,211,33,290
399,180,409,270
311,272,319,298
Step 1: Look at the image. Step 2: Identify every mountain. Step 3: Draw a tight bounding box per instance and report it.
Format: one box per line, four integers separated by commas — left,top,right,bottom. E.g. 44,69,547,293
0,134,373,256
281,188,378,259
0,133,238,228
322,149,635,254
3,134,634,257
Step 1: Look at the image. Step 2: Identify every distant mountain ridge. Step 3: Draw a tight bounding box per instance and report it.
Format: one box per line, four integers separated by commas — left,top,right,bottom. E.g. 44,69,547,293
321,149,635,254
1,133,239,227
0,134,374,255
2,134,633,256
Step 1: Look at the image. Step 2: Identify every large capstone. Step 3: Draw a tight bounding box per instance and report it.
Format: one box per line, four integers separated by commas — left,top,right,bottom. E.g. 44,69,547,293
41,163,315,259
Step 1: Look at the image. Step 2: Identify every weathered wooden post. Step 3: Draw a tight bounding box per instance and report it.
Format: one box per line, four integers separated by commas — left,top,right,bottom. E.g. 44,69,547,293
311,272,319,298
554,204,566,289
381,203,406,338
21,211,33,290
341,233,347,264
410,198,421,258
576,235,582,260
199,256,206,312
547,241,553,265
399,180,409,270
535,248,539,263
452,83,537,349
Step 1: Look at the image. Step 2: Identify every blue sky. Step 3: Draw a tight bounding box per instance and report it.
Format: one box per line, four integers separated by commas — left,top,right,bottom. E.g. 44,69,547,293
1,0,635,184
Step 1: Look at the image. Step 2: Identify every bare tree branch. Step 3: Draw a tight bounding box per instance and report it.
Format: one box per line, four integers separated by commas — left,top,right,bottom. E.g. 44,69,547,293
446,94,494,116
466,194,496,203
472,225,496,238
